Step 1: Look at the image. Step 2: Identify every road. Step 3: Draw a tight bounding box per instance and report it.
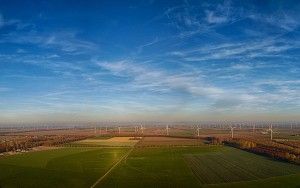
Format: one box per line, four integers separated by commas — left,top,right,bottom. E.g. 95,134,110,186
90,147,135,188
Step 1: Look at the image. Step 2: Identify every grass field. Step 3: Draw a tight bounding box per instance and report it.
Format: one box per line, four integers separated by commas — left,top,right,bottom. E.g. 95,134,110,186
1,137,300,188
0,147,129,188
98,146,300,188
185,148,300,184
206,174,300,188
96,146,212,188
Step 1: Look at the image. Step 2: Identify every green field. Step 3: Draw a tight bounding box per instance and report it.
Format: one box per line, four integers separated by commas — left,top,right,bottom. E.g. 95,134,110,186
185,148,300,184
98,146,300,188
206,174,300,188
1,139,300,188
96,146,207,188
0,147,129,188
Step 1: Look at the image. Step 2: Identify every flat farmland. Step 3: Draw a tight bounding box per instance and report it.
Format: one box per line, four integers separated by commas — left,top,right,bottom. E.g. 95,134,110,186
206,174,300,188
96,146,221,188
137,136,204,147
0,147,129,188
70,137,140,147
185,147,300,184
98,145,300,188
141,126,196,136
1,136,300,188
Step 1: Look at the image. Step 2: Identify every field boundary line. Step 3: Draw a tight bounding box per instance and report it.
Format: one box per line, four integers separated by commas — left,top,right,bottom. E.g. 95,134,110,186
90,147,134,188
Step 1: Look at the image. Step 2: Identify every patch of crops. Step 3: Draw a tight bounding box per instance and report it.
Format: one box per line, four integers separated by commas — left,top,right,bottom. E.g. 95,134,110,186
137,136,205,147
70,137,139,147
185,148,300,184
97,146,225,188
0,147,129,188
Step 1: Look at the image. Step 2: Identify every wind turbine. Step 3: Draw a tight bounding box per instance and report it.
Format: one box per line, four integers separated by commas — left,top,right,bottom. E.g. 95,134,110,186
269,124,273,140
230,126,235,139
166,125,170,136
196,125,201,137
140,124,144,135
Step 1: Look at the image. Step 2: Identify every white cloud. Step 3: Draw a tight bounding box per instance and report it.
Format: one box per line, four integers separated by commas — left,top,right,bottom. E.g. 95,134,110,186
97,60,223,98
95,58,300,113
249,12,300,32
136,37,159,54
205,10,228,24
255,80,300,86
230,64,252,70
0,13,31,30
169,37,299,62
43,33,97,52
0,31,98,53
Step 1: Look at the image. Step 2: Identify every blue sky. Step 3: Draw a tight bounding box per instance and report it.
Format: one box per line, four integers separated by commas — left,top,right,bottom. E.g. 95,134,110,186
0,0,300,122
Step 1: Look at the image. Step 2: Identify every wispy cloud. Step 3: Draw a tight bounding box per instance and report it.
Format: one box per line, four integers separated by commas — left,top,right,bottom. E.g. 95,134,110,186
44,32,98,52
249,12,300,32
0,13,32,30
96,59,295,113
1,30,98,54
136,37,159,54
205,10,228,24
95,57,300,113
97,59,223,97
204,1,232,24
169,37,299,62
1,1,300,122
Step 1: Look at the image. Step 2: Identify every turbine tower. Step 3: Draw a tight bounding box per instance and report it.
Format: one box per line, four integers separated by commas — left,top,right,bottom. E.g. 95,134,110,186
196,125,200,137
118,126,121,134
230,126,235,139
166,125,170,136
269,124,273,140
140,124,144,135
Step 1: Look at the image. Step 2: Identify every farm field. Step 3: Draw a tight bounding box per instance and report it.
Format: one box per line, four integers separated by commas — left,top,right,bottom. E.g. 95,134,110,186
96,146,213,188
206,174,300,188
70,136,140,147
0,147,129,188
137,136,204,147
185,148,300,184
1,136,300,188
96,145,300,188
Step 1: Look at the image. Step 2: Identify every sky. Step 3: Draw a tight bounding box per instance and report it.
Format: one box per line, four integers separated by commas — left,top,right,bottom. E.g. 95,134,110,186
0,0,300,123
